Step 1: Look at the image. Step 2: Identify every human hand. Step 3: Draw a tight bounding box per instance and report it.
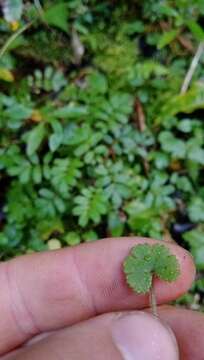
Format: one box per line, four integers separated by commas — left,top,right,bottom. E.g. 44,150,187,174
0,237,201,360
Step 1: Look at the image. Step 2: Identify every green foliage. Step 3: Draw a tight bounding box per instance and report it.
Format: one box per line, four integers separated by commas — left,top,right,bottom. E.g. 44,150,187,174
123,244,180,294
64,232,81,246
157,30,180,49
27,67,67,94
73,187,108,227
26,123,47,157
184,228,204,270
188,198,204,223
187,21,204,42
44,3,69,33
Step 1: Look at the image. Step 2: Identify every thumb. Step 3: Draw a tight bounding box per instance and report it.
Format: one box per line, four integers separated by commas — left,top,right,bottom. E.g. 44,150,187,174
11,311,179,359
112,311,179,360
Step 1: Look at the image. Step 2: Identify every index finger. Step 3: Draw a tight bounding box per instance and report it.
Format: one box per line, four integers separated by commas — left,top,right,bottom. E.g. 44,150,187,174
0,237,195,355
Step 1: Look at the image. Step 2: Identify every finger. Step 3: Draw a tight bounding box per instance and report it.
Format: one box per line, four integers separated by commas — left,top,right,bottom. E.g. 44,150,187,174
21,305,204,360
5,306,202,360
10,311,179,360
159,306,204,360
0,237,195,354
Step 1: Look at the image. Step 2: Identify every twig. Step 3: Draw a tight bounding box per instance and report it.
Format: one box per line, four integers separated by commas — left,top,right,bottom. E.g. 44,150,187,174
0,22,33,59
149,280,158,318
71,28,85,65
133,98,149,174
163,228,175,243
159,21,170,31
134,98,146,131
159,21,194,54
178,35,194,54
181,42,204,94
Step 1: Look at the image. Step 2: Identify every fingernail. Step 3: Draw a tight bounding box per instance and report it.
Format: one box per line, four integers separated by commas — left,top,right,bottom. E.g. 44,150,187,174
111,312,179,360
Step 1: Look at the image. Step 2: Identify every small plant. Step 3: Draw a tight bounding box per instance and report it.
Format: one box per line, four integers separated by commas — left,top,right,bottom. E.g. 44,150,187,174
123,243,180,316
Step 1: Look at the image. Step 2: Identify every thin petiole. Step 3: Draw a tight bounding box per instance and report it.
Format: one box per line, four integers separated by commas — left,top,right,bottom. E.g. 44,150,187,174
149,279,158,318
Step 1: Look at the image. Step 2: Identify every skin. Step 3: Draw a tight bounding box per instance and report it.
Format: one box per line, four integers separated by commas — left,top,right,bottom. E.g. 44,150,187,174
0,236,202,359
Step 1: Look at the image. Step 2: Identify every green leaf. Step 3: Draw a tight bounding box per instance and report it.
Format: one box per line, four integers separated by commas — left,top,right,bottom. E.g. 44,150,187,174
50,158,82,195
64,232,80,246
157,29,179,49
26,123,46,157
88,71,108,94
183,228,204,270
156,4,179,18
187,146,204,165
188,197,204,222
82,231,98,242
4,99,32,129
152,245,181,282
177,119,193,133
0,68,14,82
125,269,152,294
53,104,88,119
73,187,108,227
153,152,169,169
123,244,180,294
37,217,64,240
36,217,64,240
196,278,204,292
44,3,69,33
156,84,204,124
122,21,145,35
187,20,204,42
32,164,42,184
108,212,124,237
159,131,186,158
125,200,164,239
0,232,8,246
49,133,63,152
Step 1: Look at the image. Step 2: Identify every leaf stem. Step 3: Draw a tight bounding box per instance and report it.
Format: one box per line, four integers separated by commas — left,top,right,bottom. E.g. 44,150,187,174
181,42,204,94
149,279,158,318
0,22,33,60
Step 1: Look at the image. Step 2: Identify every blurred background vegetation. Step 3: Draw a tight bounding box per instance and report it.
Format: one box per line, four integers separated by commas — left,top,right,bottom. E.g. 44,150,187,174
1,0,204,309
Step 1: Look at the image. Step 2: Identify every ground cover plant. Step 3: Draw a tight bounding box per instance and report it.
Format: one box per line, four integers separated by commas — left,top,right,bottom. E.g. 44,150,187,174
0,0,204,308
